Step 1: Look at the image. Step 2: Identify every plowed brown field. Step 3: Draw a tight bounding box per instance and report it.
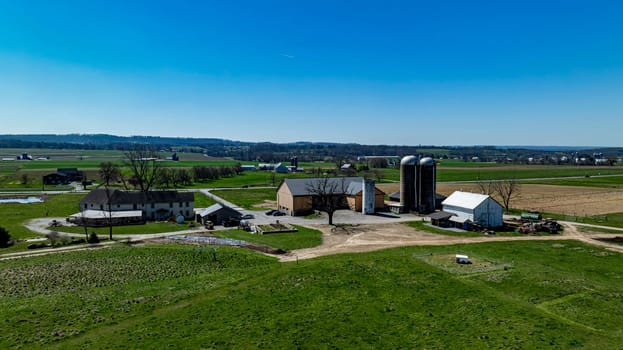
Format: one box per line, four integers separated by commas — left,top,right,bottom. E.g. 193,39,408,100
377,183,623,216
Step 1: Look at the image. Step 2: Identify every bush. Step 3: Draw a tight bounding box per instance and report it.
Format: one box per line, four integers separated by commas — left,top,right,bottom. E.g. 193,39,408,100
27,243,48,249
87,233,100,244
0,226,13,248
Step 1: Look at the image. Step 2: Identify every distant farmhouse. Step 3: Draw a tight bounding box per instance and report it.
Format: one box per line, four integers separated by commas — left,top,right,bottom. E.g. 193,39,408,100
258,162,289,173
276,177,385,216
73,189,195,226
43,168,85,185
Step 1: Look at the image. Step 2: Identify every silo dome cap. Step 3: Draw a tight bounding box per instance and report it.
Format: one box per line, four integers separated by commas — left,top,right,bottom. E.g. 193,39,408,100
400,155,419,165
419,157,435,166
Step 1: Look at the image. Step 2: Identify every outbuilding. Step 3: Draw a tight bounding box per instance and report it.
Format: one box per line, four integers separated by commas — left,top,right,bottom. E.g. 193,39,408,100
195,203,242,226
441,191,503,228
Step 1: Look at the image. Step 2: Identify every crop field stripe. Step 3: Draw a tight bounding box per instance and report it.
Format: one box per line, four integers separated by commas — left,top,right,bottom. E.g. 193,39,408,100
455,268,604,335
456,269,512,279
535,301,602,333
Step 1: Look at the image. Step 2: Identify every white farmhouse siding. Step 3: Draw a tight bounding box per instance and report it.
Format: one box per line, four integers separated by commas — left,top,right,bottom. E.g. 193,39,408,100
80,189,194,221
441,191,503,228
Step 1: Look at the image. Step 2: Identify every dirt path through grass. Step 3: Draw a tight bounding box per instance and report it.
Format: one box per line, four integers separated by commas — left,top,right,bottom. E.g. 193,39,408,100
279,222,623,262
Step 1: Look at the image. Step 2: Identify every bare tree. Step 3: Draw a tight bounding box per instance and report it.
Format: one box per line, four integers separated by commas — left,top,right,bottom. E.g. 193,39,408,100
123,146,162,192
370,168,385,183
305,176,348,225
98,161,121,187
476,179,496,196
494,178,520,212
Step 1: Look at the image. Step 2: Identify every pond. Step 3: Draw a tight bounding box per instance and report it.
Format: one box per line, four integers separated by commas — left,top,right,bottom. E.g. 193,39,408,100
0,196,44,204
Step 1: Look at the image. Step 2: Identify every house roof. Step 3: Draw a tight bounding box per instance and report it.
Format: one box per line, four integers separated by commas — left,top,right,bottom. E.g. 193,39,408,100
281,177,369,196
441,191,492,210
81,189,194,206
44,172,69,178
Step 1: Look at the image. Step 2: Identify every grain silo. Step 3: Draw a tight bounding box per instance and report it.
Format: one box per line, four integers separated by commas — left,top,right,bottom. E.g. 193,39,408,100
417,157,436,214
400,155,419,212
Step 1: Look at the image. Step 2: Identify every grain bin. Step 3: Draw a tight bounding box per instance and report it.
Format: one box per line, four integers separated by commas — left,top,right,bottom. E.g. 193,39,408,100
400,155,419,211
417,157,436,214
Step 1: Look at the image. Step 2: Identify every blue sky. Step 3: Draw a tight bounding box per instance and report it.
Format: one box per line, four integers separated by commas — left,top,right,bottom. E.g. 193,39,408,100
1,0,622,146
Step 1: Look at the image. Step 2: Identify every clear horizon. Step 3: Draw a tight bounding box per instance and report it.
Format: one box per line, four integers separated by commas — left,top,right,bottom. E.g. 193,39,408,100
1,1,622,147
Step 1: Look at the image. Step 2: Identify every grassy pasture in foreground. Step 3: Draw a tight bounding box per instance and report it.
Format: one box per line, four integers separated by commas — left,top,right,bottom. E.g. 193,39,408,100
0,240,621,348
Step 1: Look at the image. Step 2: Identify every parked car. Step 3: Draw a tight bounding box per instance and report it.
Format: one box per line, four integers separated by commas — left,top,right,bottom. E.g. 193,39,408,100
273,211,286,216
265,209,277,215
241,214,255,220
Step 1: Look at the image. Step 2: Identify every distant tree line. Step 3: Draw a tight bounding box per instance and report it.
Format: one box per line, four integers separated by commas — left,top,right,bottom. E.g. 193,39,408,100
2,134,622,163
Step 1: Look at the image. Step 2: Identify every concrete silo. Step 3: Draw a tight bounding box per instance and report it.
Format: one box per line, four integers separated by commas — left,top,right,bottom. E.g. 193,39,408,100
416,157,436,214
400,155,419,212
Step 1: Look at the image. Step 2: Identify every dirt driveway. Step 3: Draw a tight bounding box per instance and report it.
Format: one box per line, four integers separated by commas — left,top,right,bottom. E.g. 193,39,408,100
279,222,623,262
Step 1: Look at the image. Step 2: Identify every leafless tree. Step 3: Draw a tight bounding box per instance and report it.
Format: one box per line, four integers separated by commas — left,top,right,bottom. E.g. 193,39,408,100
20,173,29,185
98,161,121,186
371,168,385,183
495,178,520,212
305,176,348,225
476,179,497,196
123,146,162,192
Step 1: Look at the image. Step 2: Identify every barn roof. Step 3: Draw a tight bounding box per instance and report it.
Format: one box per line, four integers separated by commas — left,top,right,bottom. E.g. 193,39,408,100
441,191,491,210
281,177,364,196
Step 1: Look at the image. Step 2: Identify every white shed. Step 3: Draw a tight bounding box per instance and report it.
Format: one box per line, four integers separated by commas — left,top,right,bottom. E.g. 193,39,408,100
441,191,503,228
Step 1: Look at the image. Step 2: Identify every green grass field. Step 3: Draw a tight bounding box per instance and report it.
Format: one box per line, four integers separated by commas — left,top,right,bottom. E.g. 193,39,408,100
526,175,623,188
211,188,276,209
49,221,193,236
1,240,622,348
0,193,83,241
215,225,322,251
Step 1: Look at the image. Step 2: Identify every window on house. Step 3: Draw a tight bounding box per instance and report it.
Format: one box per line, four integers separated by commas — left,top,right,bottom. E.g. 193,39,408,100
169,202,173,208
100,205,103,210
151,203,154,209
185,202,189,207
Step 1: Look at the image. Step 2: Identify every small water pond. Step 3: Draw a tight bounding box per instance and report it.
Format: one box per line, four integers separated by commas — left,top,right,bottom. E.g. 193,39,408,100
0,197,44,204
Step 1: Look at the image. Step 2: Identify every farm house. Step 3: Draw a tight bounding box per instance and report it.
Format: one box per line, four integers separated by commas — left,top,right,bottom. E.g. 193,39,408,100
195,203,242,226
79,189,195,221
441,191,503,228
